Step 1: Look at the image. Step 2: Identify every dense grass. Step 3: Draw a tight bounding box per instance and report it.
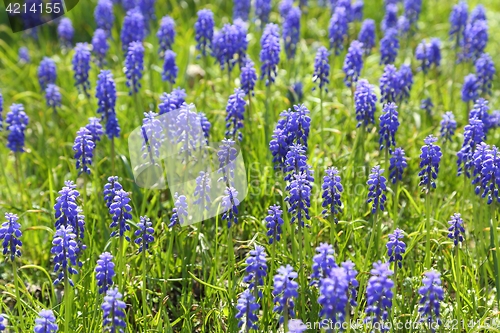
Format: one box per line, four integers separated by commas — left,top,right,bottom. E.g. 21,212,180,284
1,0,500,332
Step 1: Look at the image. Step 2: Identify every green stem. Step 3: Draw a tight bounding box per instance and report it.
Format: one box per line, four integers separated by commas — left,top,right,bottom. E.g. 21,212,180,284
393,182,399,228
490,203,500,308
142,248,147,332
454,246,462,333
297,223,305,320
366,212,377,268
425,193,431,269
118,236,124,290
265,84,271,145
12,260,24,333
111,137,116,176
64,272,71,333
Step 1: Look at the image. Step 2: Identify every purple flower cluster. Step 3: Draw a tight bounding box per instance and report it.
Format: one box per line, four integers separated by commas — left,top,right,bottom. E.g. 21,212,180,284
329,6,348,55
260,23,281,86
367,166,387,214
365,262,394,332
419,135,442,191
157,16,176,54
313,46,330,92
283,7,301,59
125,41,145,94
321,167,343,222
225,88,246,141
265,204,284,244
195,9,214,57
343,40,364,87
354,79,377,129
5,103,29,153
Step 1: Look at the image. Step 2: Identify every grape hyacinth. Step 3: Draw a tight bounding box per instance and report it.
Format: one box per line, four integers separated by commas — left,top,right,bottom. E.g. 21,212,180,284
255,0,271,26
457,118,485,177
260,23,281,86
343,40,364,88
380,64,399,104
140,111,163,163
243,244,268,296
461,74,479,103
222,187,240,228
473,144,500,204
448,213,465,246
73,127,96,175
386,228,406,268
399,15,411,35
34,310,58,333
420,98,433,116
193,171,211,211
317,267,349,326
134,216,155,253
102,288,127,333
279,0,293,19
120,8,145,52
109,190,132,240
0,314,4,332
365,262,394,332
19,46,30,64
440,112,456,143
136,0,156,24
273,265,299,324
449,1,468,46
321,167,343,222
51,225,79,286
378,102,399,152
403,0,422,27
286,172,313,226
195,9,214,57
418,271,444,330
212,23,246,72
225,88,246,141
461,19,488,62
354,79,376,129
475,53,495,96
217,138,238,184
0,213,23,261
162,50,178,84
358,19,375,55
397,64,413,103
284,144,310,182
418,135,442,192
72,43,91,96
270,128,289,171
389,147,407,184
6,103,29,153
86,117,104,143
240,58,257,96
169,193,188,227
54,181,81,233
342,260,359,307
94,0,114,33
380,28,399,65
95,252,115,294
310,243,337,284
313,46,330,92
329,6,348,55
157,15,175,54
367,166,388,214
235,290,260,330
382,4,398,32
265,204,284,244
92,29,109,67
125,41,144,94
57,18,74,49
469,98,492,132
38,57,57,91
353,0,363,21
283,6,301,59
96,70,119,139
104,176,123,209
233,0,251,21
45,84,62,112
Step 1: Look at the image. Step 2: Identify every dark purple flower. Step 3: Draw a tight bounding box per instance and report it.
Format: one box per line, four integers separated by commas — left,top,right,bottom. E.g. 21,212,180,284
273,265,299,323
34,310,58,333
94,0,114,33
134,216,154,253
195,9,214,57
38,57,57,91
96,70,119,139
243,244,268,296
353,0,363,21
225,88,246,141
310,243,337,284
313,46,330,92
286,172,313,226
102,288,127,332
120,8,145,52
403,0,422,26
95,251,115,294
449,1,468,46
103,176,123,208
448,213,465,246
382,4,398,32
157,15,175,54
358,19,375,56
57,18,74,48
475,53,495,96
329,6,348,55
321,167,343,221
389,147,407,184
45,84,62,112
419,135,442,191
240,58,257,96
222,187,240,228
73,127,96,175
461,74,479,103
396,64,413,103
0,213,22,261
283,6,301,59
458,118,485,177
354,79,376,129
92,29,109,68
379,102,399,152
72,43,91,96
125,41,144,94
265,204,284,244
260,23,281,86
440,112,456,143
6,103,29,153
367,166,388,213
255,0,271,25
380,64,399,104
233,0,251,21
380,28,399,65
386,228,406,268
169,193,188,228
365,262,393,332
109,189,132,240
18,47,30,64
162,50,178,84
51,225,80,286
418,271,444,331
235,289,259,330
318,266,349,325
343,40,364,87
461,19,488,62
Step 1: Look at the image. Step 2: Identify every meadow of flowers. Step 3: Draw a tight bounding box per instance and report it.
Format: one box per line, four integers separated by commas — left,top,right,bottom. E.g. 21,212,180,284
0,0,500,332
